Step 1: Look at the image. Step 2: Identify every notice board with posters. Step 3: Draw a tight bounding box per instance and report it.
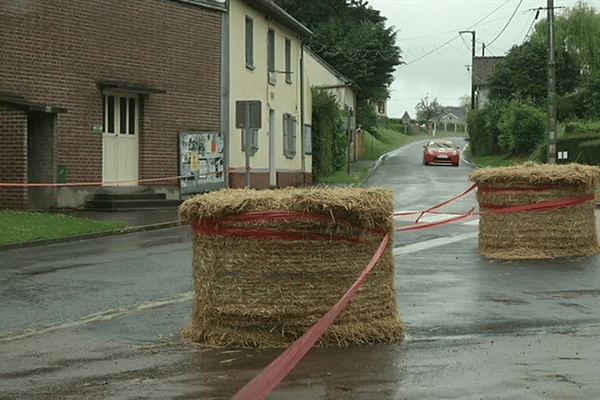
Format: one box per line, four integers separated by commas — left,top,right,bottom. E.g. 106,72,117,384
178,131,226,194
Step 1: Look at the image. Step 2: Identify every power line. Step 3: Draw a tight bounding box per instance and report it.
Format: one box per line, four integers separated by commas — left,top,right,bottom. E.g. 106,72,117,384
522,7,543,43
398,0,512,68
486,0,525,47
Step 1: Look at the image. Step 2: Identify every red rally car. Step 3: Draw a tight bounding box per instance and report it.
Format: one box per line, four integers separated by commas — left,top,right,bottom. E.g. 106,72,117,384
423,140,460,167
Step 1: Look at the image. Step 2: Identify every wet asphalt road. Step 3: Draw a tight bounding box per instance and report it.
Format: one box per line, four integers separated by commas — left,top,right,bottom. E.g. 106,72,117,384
2,137,600,399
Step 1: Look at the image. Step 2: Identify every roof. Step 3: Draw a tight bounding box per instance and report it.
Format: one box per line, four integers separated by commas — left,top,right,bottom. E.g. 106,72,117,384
241,0,312,39
304,46,359,92
0,93,67,114
97,79,167,94
472,56,504,87
443,106,467,123
175,0,227,11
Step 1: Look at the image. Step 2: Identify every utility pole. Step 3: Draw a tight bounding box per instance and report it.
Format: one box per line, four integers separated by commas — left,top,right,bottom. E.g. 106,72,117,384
547,0,557,164
460,31,476,110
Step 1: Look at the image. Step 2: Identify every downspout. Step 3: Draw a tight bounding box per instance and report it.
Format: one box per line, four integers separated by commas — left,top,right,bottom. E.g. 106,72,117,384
222,0,231,187
300,43,305,184
353,84,358,161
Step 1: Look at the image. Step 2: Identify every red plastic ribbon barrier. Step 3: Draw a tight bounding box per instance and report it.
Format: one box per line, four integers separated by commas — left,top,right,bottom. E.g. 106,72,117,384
396,208,477,231
480,194,595,215
192,210,386,242
478,184,570,193
407,184,476,224
230,232,391,400
0,167,248,188
193,218,360,242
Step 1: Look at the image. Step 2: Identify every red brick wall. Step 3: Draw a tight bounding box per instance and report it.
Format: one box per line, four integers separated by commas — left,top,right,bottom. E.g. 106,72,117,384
228,171,313,189
229,172,271,189
0,0,222,186
0,109,28,209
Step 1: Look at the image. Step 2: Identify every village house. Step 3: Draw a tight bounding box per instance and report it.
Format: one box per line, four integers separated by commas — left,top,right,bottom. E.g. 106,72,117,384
227,0,313,188
1,0,357,210
0,0,226,210
304,47,359,161
472,56,505,109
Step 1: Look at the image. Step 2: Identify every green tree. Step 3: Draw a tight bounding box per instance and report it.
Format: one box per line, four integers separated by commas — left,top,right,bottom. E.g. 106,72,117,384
487,39,579,105
559,71,600,120
497,101,547,155
527,2,600,120
416,96,444,135
274,0,403,130
531,2,600,76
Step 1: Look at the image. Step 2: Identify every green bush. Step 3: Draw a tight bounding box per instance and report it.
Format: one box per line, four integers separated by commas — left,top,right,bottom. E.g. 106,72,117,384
498,100,547,155
311,87,346,177
578,139,600,165
467,102,503,156
564,119,600,137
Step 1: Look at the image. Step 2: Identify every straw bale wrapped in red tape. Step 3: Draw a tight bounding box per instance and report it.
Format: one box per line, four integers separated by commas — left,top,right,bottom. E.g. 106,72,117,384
470,162,600,259
179,187,403,347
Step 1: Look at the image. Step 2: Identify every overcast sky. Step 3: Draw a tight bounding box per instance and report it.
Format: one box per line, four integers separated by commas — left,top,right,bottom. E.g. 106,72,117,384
366,0,595,118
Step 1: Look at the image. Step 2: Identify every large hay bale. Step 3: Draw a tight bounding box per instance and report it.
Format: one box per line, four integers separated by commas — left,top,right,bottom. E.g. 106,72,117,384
470,163,600,259
179,187,403,347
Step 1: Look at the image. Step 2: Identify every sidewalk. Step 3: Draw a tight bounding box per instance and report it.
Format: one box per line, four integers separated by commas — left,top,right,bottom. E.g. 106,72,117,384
63,159,379,228
0,207,183,251
61,207,180,227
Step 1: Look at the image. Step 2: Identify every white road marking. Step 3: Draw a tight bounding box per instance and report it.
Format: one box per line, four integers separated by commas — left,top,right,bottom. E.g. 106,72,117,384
0,291,195,342
393,231,478,256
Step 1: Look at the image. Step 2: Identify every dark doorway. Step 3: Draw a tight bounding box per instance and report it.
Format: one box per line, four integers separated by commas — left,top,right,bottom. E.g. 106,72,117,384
27,111,56,210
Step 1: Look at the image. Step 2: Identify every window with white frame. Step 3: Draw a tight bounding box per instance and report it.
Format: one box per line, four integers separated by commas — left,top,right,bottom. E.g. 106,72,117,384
268,28,276,85
103,93,138,135
283,113,297,158
245,16,254,69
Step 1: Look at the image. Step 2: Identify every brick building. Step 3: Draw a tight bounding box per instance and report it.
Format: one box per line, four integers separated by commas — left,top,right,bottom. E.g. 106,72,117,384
0,0,226,210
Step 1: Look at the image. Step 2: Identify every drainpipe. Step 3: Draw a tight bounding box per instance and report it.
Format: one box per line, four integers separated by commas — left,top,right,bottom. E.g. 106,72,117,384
222,0,230,187
300,43,305,184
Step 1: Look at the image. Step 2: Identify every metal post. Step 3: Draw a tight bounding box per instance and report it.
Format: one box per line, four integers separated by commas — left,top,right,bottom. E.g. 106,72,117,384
547,0,557,164
460,30,476,110
245,128,251,188
245,106,251,187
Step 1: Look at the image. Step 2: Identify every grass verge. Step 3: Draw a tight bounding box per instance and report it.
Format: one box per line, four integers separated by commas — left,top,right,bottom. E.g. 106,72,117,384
467,152,531,168
0,210,127,245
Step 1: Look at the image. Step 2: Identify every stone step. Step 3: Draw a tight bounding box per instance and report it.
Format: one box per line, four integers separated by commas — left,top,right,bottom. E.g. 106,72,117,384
85,193,181,210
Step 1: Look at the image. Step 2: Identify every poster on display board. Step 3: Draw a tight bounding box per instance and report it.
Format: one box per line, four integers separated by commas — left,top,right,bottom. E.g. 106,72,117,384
178,131,226,194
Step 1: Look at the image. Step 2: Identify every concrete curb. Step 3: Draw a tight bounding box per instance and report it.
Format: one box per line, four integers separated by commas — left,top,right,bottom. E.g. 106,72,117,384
0,220,184,252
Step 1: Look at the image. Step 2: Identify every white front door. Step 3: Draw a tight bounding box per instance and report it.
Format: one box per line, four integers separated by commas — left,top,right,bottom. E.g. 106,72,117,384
102,94,139,186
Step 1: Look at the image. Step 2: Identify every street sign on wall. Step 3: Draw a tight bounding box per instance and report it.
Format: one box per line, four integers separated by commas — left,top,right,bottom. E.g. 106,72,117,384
235,100,262,129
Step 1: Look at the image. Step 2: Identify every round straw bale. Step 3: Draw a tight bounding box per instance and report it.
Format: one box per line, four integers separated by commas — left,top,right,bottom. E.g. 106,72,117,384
470,163,600,259
179,187,403,347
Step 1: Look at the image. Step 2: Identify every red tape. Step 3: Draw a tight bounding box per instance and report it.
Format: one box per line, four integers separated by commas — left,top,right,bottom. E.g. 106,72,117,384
192,210,385,242
394,185,596,231
478,184,582,193
193,219,360,242
0,167,248,188
230,233,391,400
396,208,477,231
480,194,594,214
415,183,476,222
